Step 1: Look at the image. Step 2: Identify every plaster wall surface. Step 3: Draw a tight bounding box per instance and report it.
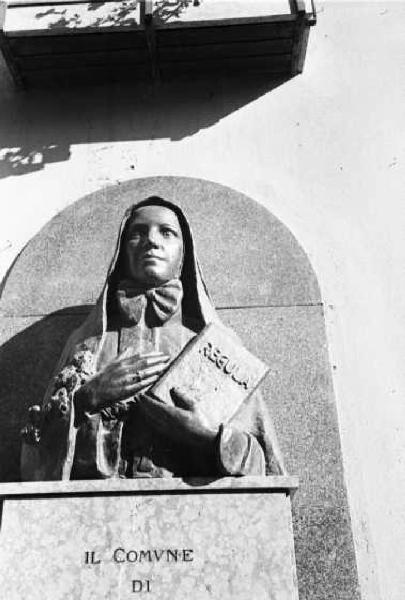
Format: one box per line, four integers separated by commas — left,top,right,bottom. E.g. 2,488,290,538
0,3,404,600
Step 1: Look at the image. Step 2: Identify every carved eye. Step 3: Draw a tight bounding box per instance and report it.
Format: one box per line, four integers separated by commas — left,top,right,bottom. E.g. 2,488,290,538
161,227,177,238
128,229,142,240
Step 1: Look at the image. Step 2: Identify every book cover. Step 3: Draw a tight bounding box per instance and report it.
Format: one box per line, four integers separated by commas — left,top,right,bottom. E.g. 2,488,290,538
149,322,269,428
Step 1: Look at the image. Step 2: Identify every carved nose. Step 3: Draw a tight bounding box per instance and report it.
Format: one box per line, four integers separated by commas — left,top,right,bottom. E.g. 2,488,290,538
145,230,160,247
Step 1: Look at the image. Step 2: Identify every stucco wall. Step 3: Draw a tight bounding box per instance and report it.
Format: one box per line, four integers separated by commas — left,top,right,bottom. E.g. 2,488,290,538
1,2,404,600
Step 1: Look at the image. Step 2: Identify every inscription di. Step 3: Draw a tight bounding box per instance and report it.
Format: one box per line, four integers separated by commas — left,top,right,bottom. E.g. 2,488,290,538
132,580,151,594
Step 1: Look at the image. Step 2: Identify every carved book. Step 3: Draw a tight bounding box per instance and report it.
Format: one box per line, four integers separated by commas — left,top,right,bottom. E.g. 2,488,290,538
149,323,269,428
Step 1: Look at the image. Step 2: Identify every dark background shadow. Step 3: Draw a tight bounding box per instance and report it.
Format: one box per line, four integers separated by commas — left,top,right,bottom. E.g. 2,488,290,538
0,306,91,482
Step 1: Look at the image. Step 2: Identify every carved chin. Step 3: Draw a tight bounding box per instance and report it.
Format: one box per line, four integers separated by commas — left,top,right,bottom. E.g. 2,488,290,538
141,265,169,284
143,263,165,275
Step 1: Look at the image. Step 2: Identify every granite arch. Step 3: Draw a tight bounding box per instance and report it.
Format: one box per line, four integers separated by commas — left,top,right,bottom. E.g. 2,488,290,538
0,176,359,599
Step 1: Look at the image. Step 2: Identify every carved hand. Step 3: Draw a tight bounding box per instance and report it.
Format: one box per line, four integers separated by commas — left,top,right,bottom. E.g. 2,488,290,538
75,352,170,412
139,387,218,450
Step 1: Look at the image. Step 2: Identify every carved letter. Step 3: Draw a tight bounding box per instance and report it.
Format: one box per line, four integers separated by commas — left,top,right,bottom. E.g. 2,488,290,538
224,360,236,375
85,550,101,565
139,550,152,562
132,580,151,593
113,548,125,563
201,342,213,358
127,550,138,563
211,347,220,363
231,365,243,384
182,549,194,562
241,375,250,390
166,549,179,562
218,355,228,370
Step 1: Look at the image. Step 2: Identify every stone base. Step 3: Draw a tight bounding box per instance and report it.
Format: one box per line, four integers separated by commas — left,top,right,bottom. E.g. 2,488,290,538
0,477,298,600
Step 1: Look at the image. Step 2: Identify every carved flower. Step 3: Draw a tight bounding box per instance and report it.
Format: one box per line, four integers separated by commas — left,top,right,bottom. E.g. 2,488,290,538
49,387,70,415
24,346,95,442
54,365,80,393
71,348,94,377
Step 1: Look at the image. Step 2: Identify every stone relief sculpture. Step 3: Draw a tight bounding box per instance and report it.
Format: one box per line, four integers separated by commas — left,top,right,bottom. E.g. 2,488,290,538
21,197,285,481
0,177,358,597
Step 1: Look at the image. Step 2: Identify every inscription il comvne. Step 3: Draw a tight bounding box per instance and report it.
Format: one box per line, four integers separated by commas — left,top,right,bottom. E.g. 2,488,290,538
84,547,194,594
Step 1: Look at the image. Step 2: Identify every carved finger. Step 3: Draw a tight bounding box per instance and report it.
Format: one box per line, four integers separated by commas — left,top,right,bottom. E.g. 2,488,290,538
138,364,168,380
139,354,170,369
121,354,170,370
131,371,141,384
118,358,166,377
123,375,161,395
121,363,167,386
139,351,168,359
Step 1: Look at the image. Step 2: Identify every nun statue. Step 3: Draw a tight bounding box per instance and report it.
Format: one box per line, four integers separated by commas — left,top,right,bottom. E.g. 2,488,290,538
21,197,285,481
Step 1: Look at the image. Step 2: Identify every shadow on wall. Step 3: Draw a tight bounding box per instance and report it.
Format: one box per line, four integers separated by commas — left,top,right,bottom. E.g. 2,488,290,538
0,306,91,482
33,0,197,29
153,0,201,24
34,2,141,29
0,70,290,179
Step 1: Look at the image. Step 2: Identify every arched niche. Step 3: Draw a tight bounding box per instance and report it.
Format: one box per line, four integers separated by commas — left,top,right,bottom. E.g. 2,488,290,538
0,176,359,599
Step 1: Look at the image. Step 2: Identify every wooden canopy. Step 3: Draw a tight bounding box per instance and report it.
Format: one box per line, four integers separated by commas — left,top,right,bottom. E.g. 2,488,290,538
0,0,316,87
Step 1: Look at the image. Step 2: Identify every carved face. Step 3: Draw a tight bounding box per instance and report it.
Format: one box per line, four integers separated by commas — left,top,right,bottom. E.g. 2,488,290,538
124,205,184,287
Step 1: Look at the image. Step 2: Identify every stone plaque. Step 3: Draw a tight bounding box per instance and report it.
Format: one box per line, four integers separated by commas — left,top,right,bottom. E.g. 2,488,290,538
0,477,298,600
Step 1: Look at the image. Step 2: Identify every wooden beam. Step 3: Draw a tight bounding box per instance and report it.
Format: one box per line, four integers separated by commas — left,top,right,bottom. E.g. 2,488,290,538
158,21,295,48
157,39,294,62
143,0,153,24
289,0,306,14
16,47,148,69
155,14,296,31
0,2,25,87
291,10,308,75
8,30,146,55
21,63,150,86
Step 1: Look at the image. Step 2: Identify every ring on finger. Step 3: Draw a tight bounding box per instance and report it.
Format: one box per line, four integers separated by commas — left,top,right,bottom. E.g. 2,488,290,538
132,371,141,383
